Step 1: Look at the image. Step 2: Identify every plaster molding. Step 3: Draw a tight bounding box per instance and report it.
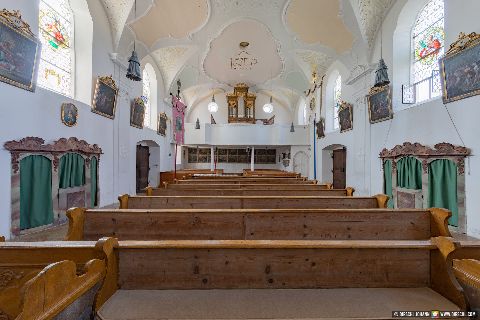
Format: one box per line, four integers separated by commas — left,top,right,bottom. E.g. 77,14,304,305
99,0,135,49
345,63,375,85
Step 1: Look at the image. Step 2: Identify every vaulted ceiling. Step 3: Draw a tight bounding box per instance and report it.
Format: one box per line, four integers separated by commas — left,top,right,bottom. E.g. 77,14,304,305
99,0,393,112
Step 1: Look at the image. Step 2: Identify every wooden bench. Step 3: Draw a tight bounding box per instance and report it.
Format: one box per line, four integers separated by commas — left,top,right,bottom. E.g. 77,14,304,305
160,169,224,186
93,237,471,318
65,207,451,241
0,259,105,320
174,178,315,184
146,186,353,197
453,259,480,312
118,194,389,210
0,237,118,315
243,169,300,177
163,183,332,190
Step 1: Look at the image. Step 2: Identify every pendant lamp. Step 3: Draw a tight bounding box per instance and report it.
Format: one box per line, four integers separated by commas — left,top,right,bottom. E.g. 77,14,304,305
263,96,273,114
290,122,295,133
207,94,218,113
126,0,142,81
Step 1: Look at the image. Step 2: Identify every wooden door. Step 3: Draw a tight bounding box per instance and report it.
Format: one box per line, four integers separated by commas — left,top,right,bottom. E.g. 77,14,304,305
333,148,346,189
136,145,150,193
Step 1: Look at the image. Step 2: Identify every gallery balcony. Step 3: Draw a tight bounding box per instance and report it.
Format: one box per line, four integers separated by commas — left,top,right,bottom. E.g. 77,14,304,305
183,123,310,146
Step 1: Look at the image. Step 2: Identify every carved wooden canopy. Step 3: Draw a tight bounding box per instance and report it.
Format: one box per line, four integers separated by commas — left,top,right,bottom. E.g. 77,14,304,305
379,142,470,175
379,142,470,159
4,137,102,173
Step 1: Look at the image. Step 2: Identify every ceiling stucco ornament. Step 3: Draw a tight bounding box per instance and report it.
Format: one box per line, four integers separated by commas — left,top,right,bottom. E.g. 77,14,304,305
151,46,195,93
130,0,209,48
100,0,135,49
350,0,394,48
295,50,332,76
203,19,284,86
285,0,354,53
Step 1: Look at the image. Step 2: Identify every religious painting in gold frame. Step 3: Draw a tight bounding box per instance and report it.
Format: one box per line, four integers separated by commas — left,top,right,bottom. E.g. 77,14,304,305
0,10,40,92
61,103,78,127
130,97,145,129
157,112,168,136
367,85,393,124
440,32,480,104
91,75,118,119
338,101,353,133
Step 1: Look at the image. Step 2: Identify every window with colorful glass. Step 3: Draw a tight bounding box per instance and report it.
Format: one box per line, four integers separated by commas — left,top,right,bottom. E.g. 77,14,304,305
142,68,151,128
411,0,444,101
38,0,74,97
333,75,341,130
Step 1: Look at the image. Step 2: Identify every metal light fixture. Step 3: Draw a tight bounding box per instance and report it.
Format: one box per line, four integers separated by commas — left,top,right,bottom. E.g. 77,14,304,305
290,122,295,133
263,96,273,114
207,94,218,113
195,118,200,129
126,0,141,81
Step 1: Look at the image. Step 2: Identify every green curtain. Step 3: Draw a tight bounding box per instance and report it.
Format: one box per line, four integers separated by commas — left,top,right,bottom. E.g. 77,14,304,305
428,159,458,226
20,155,53,229
59,153,85,189
397,156,422,190
383,160,394,208
90,156,98,208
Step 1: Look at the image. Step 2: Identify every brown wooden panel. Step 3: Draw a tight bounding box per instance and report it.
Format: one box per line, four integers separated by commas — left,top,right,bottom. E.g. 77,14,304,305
126,196,379,210
136,145,149,193
151,189,347,197
333,149,346,189
84,212,245,241
80,209,432,241
176,179,315,184
118,246,430,289
167,184,330,190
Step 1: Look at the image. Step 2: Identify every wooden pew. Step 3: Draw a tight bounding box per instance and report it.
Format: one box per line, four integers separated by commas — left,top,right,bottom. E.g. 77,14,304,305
0,259,105,320
243,169,300,177
452,259,480,312
98,237,469,315
175,178,314,184
164,183,332,190
65,207,451,241
0,237,118,314
146,186,353,197
160,169,224,186
118,194,389,210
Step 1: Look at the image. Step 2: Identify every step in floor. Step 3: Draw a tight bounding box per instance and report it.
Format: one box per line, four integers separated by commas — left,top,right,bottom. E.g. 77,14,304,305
97,287,459,319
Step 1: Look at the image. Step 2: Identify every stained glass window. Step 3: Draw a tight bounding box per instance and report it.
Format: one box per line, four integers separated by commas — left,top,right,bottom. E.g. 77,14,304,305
412,0,444,99
333,75,341,130
38,0,74,97
143,68,151,128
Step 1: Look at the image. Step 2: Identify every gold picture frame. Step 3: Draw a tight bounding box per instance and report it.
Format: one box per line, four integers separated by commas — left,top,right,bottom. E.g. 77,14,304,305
0,9,39,92
130,97,145,129
158,112,168,136
91,75,118,119
338,101,353,132
367,84,393,124
440,32,480,104
61,103,78,127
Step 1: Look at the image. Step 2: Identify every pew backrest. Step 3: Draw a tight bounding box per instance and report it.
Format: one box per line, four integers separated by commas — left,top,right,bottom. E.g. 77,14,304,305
164,183,331,190
147,187,353,197
66,207,451,241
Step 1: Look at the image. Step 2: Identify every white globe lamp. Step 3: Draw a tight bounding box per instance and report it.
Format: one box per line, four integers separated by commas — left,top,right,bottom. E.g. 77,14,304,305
207,94,218,113
263,96,274,114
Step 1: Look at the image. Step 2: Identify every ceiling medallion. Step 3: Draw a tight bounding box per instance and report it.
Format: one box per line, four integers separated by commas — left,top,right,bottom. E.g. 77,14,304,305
230,50,258,70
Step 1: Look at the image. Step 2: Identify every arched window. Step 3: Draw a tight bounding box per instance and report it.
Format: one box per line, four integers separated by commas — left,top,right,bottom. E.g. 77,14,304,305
411,0,444,103
333,75,341,130
38,0,74,97
142,68,151,128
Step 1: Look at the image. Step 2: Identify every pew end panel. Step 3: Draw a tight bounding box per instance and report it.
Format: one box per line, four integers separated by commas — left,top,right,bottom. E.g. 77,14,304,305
375,194,389,208
0,236,4,242
144,187,153,196
65,207,86,241
429,208,453,237
346,187,355,196
452,259,480,312
118,194,130,209
17,259,105,320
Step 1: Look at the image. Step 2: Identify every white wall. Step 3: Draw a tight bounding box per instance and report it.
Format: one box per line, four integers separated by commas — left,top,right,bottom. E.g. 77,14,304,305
314,0,480,238
0,0,173,239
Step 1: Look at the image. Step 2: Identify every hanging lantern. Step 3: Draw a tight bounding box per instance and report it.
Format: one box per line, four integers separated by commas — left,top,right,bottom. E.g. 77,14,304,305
290,122,295,133
126,0,141,81
195,118,200,129
263,96,273,114
207,94,219,113
374,58,390,87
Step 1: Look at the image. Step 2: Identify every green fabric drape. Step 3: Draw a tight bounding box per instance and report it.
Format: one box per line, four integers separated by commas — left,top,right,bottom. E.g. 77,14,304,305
90,156,98,208
428,159,458,227
59,153,85,189
383,160,394,208
397,156,422,190
20,155,53,229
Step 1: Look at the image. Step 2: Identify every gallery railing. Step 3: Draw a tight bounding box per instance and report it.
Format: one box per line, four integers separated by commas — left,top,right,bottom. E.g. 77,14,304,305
402,70,441,104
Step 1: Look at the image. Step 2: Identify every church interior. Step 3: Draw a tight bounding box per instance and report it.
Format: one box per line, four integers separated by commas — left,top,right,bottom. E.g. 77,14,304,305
1,0,480,319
